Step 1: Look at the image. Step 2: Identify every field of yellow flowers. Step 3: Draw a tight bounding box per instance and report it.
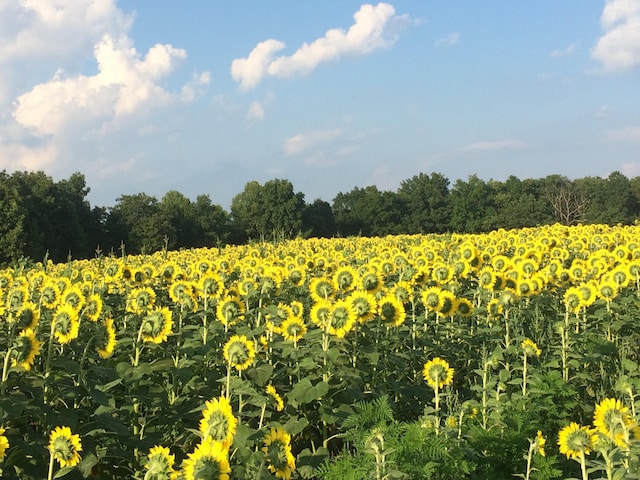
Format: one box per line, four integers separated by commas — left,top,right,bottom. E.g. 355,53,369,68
1,223,640,479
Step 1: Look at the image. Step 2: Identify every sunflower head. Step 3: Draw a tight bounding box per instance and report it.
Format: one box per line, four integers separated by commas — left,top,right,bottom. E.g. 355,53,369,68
48,426,82,468
182,437,231,480
262,428,296,480
141,307,173,344
145,445,178,480
423,357,454,390
521,338,542,357
558,422,594,459
11,328,43,371
592,397,634,449
199,396,237,448
223,335,255,371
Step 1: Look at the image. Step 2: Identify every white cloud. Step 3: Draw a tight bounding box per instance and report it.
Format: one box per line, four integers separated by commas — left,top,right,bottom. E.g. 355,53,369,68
231,3,413,90
0,142,58,171
435,32,460,48
247,101,265,121
592,0,640,70
603,125,640,144
621,161,640,177
283,129,342,156
551,43,577,58
459,140,526,154
13,35,188,136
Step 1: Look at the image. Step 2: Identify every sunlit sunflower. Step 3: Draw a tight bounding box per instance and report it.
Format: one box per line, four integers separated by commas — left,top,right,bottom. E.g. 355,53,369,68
288,301,304,318
262,428,296,480
309,300,332,329
377,294,406,327
60,285,86,312
82,292,103,322
309,277,334,302
421,286,443,313
181,436,231,480
431,264,453,284
436,290,458,318
168,280,198,312
280,317,307,343
359,270,382,294
0,426,9,462
521,338,542,357
328,300,357,338
96,317,117,359
558,422,593,459
576,282,597,309
596,279,618,303
199,396,238,448
48,426,82,468
6,284,29,312
456,297,474,317
423,357,454,389
126,286,156,314
223,335,255,371
11,328,43,371
592,397,636,449
347,290,377,323
563,287,582,314
141,307,173,344
478,267,498,290
266,384,285,412
52,304,80,344
534,430,546,457
145,445,178,480
266,303,294,334
14,301,40,331
216,295,245,327
197,273,225,301
332,265,357,292
392,281,413,304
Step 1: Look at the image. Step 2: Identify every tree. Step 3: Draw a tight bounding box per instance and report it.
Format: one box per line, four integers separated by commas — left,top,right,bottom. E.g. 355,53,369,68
106,193,169,254
0,171,25,264
543,175,589,226
333,186,406,237
449,175,497,232
302,199,336,238
491,176,553,229
397,172,451,233
159,190,199,249
231,179,305,241
193,194,231,246
578,172,636,225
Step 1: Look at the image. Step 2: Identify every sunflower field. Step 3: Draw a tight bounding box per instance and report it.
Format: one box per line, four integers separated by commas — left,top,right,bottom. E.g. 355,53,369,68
1,223,640,479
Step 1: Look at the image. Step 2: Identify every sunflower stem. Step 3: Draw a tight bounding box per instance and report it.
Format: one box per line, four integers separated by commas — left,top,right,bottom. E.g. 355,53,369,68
1,347,13,395
47,452,55,480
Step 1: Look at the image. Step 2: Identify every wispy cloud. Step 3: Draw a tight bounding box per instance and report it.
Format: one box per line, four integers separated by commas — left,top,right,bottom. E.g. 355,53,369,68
459,139,526,154
592,0,640,71
283,129,342,156
603,125,640,145
551,43,576,58
435,31,460,48
231,3,414,90
247,101,265,121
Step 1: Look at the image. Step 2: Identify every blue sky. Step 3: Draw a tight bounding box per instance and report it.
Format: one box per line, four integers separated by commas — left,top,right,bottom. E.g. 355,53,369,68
1,1,640,209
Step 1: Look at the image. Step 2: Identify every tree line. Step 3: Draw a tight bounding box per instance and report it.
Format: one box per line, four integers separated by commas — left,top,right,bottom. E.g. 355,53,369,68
1,169,639,265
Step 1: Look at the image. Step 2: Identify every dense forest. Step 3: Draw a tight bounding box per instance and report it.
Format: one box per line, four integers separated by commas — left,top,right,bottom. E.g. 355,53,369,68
1,169,639,265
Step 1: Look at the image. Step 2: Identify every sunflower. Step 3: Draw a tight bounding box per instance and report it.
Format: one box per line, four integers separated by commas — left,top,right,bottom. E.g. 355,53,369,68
60,285,86,312
558,423,593,459
478,267,498,290
262,428,296,480
288,301,304,318
423,357,454,389
332,266,357,292
48,426,82,468
309,300,332,329
377,294,406,327
266,384,285,412
52,304,80,344
534,430,546,457
392,281,413,304
126,287,156,314
181,437,231,480
309,277,334,302
563,287,582,314
216,295,245,327
145,445,178,480
521,338,542,357
592,397,636,449
141,307,173,344
327,300,357,338
96,318,117,359
11,328,43,371
347,290,377,323
82,293,103,322
576,282,597,309
0,427,8,462
436,290,458,318
168,280,198,312
6,284,29,312
223,335,255,371
14,301,40,331
266,304,294,334
197,273,224,300
421,287,443,313
359,271,382,294
280,317,307,343
199,396,237,448
456,298,474,317
596,279,618,303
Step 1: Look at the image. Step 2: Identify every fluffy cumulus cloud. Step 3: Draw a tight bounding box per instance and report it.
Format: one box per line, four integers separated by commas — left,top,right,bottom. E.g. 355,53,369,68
0,0,209,175
592,0,640,70
231,3,413,90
